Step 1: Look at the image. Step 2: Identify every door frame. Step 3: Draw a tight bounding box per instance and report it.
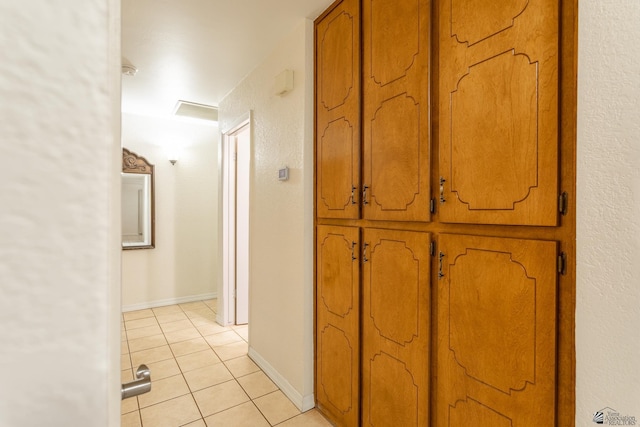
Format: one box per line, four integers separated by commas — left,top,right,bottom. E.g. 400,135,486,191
219,112,252,326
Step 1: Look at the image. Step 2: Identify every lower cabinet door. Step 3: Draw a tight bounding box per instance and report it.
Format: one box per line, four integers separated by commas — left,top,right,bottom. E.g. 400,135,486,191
361,228,431,426
316,225,360,426
436,234,558,426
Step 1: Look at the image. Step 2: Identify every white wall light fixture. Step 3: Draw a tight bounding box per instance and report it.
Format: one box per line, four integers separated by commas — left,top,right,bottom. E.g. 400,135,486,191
165,147,181,165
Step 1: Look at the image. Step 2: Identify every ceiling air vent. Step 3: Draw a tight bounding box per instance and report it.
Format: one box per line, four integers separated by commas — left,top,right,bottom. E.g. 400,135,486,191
173,100,218,122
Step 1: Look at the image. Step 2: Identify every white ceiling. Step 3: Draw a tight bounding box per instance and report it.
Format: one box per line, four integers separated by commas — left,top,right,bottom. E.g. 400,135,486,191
121,0,334,119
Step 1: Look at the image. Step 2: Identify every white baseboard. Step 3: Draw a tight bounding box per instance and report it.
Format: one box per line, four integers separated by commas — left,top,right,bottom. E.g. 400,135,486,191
122,292,217,312
248,347,315,412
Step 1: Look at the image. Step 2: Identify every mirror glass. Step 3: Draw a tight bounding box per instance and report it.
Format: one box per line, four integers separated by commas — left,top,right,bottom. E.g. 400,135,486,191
122,148,155,249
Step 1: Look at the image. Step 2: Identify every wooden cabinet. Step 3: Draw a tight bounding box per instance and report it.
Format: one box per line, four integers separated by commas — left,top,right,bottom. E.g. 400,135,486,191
361,0,431,222
316,225,431,427
438,0,559,226
315,0,360,220
316,225,360,426
314,0,574,426
437,234,558,426
361,228,430,426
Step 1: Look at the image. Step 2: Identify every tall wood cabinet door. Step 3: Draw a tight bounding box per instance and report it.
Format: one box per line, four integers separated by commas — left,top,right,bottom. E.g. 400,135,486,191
437,234,557,426
438,0,559,226
316,225,360,426
315,0,361,219
362,0,431,222
362,228,430,426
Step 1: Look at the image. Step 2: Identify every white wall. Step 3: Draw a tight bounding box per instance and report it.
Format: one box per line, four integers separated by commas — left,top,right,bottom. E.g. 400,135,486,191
218,20,316,410
0,0,121,425
121,113,219,309
576,0,640,423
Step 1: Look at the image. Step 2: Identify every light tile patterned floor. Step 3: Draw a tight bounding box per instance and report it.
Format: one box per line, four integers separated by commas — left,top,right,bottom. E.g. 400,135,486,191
121,299,332,427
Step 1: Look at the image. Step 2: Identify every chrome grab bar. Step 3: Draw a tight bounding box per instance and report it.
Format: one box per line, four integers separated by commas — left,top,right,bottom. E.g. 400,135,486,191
121,364,151,400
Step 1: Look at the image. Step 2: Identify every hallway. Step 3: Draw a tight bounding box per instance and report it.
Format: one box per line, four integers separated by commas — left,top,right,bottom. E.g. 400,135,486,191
121,300,331,426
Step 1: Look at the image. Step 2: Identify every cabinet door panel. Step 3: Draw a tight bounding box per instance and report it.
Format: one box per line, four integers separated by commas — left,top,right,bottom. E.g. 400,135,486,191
362,0,431,222
437,234,557,426
439,0,559,225
316,0,360,219
362,228,430,426
316,225,360,426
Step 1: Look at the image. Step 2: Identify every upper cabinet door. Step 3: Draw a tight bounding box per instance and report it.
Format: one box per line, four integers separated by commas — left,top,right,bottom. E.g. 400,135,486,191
438,0,559,226
362,0,431,222
315,0,361,219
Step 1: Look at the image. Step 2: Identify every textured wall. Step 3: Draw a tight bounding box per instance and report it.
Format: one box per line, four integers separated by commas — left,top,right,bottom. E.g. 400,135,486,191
121,113,219,309
576,0,640,423
0,0,121,425
218,20,315,409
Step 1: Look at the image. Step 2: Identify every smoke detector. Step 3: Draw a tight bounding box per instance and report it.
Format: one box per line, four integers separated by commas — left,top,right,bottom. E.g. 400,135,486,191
121,63,138,76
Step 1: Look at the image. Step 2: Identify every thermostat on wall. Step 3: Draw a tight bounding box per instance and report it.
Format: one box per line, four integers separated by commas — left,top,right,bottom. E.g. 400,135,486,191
278,167,289,181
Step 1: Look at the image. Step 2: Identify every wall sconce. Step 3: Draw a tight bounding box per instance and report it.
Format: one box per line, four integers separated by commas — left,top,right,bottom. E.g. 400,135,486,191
165,147,181,166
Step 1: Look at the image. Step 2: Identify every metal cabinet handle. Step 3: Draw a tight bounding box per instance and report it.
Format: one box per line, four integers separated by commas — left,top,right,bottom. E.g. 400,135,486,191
121,364,151,400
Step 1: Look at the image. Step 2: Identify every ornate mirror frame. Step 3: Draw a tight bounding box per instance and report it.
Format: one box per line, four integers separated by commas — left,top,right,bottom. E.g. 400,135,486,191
122,148,155,249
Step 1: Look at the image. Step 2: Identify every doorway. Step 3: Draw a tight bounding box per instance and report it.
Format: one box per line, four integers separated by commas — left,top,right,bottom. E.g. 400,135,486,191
221,116,251,326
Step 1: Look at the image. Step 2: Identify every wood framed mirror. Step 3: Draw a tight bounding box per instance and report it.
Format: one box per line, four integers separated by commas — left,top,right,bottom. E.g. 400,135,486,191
122,148,155,249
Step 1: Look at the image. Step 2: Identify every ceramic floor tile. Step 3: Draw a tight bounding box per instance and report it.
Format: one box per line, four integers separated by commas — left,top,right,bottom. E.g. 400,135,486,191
121,410,142,427
179,301,209,310
127,334,167,352
189,315,218,327
130,345,174,367
140,394,202,427
275,409,334,427
170,337,211,357
122,330,128,341
138,374,190,408
123,309,154,321
182,303,214,313
121,395,138,415
253,391,301,426
156,312,189,324
212,341,248,361
193,380,250,417
183,362,234,392
186,310,217,321
152,305,184,316
203,401,270,427
204,331,243,347
125,317,159,330
231,325,249,341
145,358,181,380
203,299,217,309
184,420,207,427
122,367,136,383
236,371,278,399
164,327,202,344
196,322,230,337
125,324,163,340
121,353,132,370
122,340,129,355
160,319,194,333
176,349,221,373
224,356,261,378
